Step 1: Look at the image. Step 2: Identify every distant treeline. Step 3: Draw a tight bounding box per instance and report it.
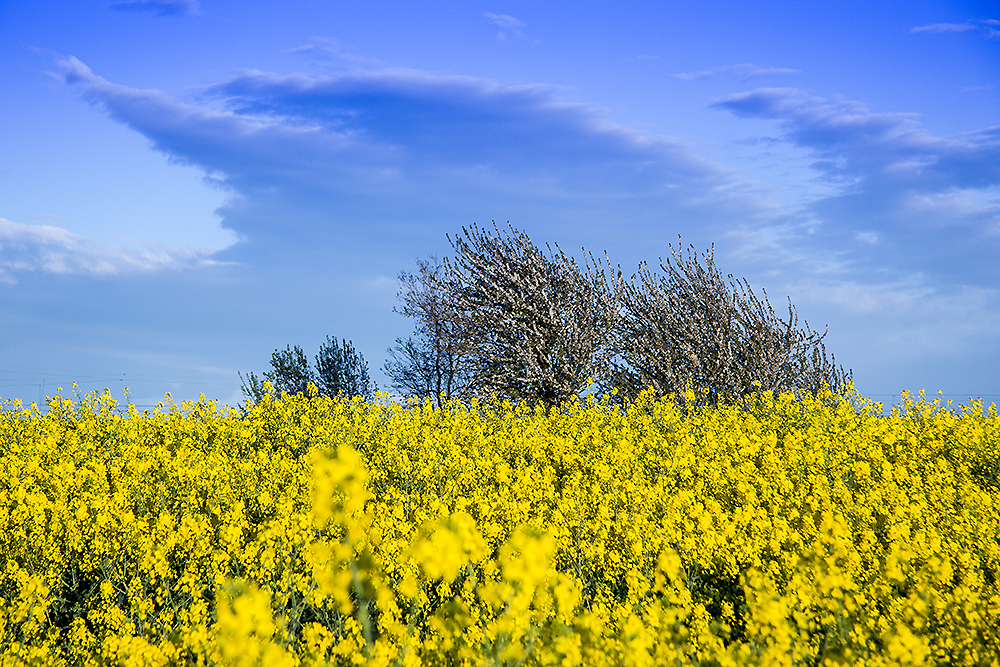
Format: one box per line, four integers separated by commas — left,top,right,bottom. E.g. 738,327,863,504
242,223,850,408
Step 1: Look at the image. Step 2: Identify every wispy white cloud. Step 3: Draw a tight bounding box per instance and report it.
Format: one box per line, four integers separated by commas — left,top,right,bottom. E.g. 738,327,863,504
0,218,226,283
713,88,1000,190
672,69,715,81
484,12,527,41
911,22,977,33
288,37,380,66
797,276,935,316
793,278,1000,357
672,63,800,81
910,19,999,37
712,87,1000,289
110,0,199,17
484,12,524,29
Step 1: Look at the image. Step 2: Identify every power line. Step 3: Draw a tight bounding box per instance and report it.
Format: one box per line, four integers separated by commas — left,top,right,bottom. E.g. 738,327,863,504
0,370,235,382
864,393,1000,397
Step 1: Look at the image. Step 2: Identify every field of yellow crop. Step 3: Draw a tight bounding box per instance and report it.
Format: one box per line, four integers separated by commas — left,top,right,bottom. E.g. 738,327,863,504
1,387,998,666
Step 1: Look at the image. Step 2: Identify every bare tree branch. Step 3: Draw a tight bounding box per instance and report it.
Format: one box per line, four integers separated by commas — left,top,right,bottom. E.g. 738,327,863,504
384,256,476,406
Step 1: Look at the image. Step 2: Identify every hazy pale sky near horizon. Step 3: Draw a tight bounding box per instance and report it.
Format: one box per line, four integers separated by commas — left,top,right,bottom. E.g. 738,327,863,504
1,0,998,408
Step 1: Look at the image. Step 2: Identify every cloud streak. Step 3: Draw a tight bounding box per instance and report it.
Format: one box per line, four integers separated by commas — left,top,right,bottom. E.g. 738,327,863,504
0,218,225,283
483,12,527,41
288,37,381,66
910,19,1000,37
713,88,1000,193
672,63,800,81
110,0,200,17
911,22,977,33
484,13,524,29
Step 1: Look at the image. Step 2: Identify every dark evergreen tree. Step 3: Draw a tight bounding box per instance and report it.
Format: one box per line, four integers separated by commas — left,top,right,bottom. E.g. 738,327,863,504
316,336,376,401
240,338,375,405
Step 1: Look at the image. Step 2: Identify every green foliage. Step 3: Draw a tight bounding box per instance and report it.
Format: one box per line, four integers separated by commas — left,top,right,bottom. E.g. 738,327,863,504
241,337,375,406
315,336,375,401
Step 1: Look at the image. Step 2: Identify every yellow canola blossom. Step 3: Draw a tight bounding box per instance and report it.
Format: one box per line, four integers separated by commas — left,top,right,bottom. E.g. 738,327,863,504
0,387,998,666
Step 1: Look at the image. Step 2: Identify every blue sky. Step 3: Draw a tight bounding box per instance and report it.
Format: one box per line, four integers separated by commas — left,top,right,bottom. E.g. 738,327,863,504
1,0,998,408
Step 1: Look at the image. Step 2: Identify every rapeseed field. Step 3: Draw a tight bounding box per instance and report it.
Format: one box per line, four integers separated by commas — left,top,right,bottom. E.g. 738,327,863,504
1,386,998,666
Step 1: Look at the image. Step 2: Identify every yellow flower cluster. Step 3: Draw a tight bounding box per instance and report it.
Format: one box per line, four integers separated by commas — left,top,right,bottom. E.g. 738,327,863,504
1,386,998,666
